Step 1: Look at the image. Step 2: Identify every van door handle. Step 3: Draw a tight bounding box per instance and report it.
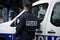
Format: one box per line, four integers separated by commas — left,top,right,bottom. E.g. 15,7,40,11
36,31,43,33
48,31,56,34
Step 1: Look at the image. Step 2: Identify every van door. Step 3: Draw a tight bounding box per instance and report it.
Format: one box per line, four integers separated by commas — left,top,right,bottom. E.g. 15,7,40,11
33,3,49,35
46,0,60,38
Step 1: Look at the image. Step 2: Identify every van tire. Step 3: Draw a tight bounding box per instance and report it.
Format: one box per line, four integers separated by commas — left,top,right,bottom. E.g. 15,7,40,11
0,37,7,40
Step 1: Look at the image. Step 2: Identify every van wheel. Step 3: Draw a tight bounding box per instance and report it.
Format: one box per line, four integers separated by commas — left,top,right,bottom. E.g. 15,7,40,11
0,37,7,40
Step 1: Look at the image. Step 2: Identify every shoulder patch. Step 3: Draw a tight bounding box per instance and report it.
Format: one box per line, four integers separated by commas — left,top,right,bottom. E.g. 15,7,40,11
17,19,20,24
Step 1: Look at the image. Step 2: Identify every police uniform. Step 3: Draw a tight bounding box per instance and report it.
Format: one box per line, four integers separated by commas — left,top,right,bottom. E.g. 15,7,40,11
16,11,40,40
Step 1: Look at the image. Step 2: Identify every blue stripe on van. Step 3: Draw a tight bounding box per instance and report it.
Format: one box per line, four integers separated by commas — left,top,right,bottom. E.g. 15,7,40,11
0,33,16,40
35,35,60,40
0,33,60,40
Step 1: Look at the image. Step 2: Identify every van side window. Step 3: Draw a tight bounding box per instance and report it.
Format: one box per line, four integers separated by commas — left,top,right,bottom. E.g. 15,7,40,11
51,2,60,26
33,3,48,22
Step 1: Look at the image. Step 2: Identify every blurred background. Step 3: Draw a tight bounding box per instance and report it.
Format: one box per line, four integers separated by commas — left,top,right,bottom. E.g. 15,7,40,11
0,0,39,23
0,0,48,27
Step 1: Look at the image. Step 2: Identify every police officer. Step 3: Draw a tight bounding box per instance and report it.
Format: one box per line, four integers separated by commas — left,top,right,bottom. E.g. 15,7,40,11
16,2,40,40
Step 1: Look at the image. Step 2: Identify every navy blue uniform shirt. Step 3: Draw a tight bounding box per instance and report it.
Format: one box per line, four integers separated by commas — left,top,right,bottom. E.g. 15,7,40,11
16,11,40,40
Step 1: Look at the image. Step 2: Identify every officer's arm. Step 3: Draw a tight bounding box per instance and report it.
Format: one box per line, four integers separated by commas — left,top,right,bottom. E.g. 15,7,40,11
16,16,25,37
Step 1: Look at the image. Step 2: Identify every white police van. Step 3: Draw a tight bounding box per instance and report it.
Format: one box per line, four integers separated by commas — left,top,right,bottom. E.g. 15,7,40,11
0,0,60,40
